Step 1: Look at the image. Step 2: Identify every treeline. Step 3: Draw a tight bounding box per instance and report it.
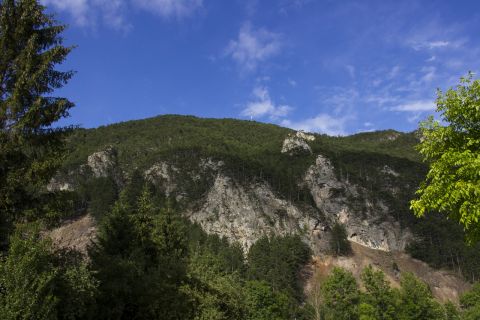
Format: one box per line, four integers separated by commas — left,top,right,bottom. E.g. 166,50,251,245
309,266,480,320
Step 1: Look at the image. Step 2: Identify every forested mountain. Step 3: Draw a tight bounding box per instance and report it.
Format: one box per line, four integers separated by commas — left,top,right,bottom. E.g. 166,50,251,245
51,115,479,284
3,114,479,319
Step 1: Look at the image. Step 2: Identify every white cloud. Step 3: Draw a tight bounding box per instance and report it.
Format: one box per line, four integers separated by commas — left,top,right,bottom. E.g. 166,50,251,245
391,100,435,112
133,0,203,19
241,87,292,119
365,94,399,106
410,39,464,51
225,23,282,72
281,114,348,136
288,78,297,87
425,40,450,49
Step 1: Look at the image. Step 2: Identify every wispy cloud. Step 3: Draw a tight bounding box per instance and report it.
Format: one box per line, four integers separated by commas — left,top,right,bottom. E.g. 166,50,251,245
391,100,435,112
345,64,355,79
133,0,203,19
225,23,283,73
241,87,292,119
315,86,359,115
41,0,202,30
281,114,348,136
411,40,451,50
42,0,131,30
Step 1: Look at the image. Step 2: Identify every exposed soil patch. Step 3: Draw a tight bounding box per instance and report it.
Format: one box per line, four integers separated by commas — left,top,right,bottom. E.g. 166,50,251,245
49,214,96,255
305,242,471,303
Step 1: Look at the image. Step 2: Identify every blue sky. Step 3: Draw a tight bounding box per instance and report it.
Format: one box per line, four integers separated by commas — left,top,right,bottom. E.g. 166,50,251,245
42,0,480,135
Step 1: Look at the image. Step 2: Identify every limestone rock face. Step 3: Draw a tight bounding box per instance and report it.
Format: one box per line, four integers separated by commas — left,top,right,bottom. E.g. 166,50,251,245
87,146,117,178
47,178,74,192
50,145,412,254
186,174,317,250
281,131,315,155
145,162,179,196
145,153,411,253
303,155,411,251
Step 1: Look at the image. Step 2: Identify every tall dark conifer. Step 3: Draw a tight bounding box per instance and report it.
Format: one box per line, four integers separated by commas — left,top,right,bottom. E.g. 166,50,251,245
0,0,75,242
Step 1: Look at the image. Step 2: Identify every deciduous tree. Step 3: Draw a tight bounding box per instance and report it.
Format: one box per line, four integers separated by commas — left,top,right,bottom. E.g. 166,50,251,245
411,74,480,242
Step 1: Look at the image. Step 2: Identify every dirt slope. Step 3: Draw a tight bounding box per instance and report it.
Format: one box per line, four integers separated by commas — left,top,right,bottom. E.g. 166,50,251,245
304,242,471,303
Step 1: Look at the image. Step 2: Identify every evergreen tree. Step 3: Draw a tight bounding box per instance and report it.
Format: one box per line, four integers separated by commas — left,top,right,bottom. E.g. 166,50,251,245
89,187,192,319
0,0,75,244
247,234,311,299
329,222,352,256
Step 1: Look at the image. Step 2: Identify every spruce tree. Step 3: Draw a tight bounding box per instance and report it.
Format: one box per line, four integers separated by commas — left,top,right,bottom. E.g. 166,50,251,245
329,222,352,256
0,0,75,243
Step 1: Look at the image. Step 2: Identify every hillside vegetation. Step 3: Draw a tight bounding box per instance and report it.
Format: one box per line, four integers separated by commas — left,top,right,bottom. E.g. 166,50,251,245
60,115,480,283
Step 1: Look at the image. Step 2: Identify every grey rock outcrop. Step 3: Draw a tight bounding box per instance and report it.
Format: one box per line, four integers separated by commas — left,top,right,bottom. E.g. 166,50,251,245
303,155,411,251
281,131,315,155
87,146,118,178
186,174,317,250
145,162,179,196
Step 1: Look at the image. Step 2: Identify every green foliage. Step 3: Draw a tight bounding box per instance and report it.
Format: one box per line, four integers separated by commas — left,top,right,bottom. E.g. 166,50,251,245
444,302,461,320
244,280,297,320
0,0,75,243
89,188,192,319
185,250,246,320
63,113,480,278
407,214,480,282
321,267,360,320
86,177,118,219
0,224,97,320
247,234,311,300
397,272,445,320
313,267,472,320
460,283,480,320
186,222,245,275
329,222,352,256
0,224,59,319
411,74,480,242
360,266,398,320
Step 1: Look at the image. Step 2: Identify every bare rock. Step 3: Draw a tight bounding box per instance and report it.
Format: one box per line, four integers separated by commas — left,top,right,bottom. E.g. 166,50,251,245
281,131,315,155
87,146,117,178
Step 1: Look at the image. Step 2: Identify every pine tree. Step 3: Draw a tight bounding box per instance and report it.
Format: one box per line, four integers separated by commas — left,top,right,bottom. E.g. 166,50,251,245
0,0,75,244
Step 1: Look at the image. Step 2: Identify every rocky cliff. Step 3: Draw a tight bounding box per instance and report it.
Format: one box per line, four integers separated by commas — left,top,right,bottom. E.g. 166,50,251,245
53,130,413,254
